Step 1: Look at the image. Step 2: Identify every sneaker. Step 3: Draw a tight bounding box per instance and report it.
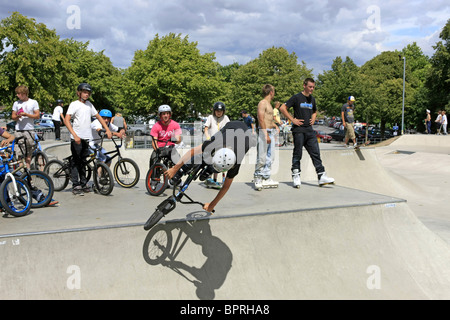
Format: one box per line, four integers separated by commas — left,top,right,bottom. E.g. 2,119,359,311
292,169,301,188
353,143,358,148
47,199,59,206
318,172,335,185
72,186,84,196
82,185,92,193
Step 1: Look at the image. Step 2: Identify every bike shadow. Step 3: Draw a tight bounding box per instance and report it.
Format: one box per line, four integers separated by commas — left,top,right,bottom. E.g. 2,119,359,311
142,211,233,300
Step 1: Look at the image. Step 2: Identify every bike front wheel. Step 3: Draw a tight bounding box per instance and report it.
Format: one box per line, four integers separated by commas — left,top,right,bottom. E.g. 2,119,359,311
143,209,165,231
20,170,54,208
114,158,140,188
44,159,69,191
0,176,32,217
93,162,114,195
145,163,168,196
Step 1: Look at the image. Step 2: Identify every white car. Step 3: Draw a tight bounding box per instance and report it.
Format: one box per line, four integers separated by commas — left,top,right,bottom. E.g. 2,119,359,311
41,113,52,120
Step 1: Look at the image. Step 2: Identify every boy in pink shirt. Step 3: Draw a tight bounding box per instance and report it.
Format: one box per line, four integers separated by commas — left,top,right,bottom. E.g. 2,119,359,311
149,105,182,167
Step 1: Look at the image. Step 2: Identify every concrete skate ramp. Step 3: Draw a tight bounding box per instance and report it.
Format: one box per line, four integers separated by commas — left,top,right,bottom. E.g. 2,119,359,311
1,202,450,299
1,145,450,299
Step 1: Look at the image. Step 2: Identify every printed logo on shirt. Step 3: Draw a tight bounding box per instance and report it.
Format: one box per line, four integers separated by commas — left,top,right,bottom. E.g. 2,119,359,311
300,103,313,110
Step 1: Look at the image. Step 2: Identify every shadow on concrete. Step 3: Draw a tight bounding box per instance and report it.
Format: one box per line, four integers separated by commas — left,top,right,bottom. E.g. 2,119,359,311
143,211,232,300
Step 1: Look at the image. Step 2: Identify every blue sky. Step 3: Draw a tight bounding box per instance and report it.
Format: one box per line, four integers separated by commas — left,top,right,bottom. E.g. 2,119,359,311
1,0,449,76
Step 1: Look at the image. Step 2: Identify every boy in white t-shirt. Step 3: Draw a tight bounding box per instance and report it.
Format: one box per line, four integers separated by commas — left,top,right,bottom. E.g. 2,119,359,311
64,83,112,195
90,109,125,164
204,102,230,188
11,85,41,168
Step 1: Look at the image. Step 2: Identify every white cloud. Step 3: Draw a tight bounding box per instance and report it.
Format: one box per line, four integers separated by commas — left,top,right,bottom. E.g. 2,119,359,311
1,0,449,74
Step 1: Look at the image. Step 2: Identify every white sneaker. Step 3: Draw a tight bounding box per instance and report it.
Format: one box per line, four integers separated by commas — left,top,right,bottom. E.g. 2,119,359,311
318,172,335,186
262,178,279,187
254,177,263,190
292,169,301,188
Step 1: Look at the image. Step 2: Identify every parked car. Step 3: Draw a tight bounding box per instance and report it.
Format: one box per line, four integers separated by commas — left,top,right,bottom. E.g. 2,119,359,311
41,113,52,120
314,130,332,143
39,119,55,128
180,123,195,136
329,129,345,141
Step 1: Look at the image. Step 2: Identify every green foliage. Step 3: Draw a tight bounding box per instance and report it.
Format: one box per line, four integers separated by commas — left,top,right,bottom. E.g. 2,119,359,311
120,33,224,120
0,12,120,112
228,47,312,119
315,56,359,117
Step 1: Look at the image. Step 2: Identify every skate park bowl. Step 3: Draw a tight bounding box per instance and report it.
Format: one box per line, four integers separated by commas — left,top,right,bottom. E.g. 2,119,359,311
1,135,450,299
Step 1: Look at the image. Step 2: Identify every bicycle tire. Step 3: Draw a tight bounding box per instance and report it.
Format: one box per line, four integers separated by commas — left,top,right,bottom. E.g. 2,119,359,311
32,151,48,171
93,162,114,195
142,224,172,265
114,158,140,188
0,176,31,217
44,159,69,191
145,163,168,196
20,170,54,208
143,209,165,231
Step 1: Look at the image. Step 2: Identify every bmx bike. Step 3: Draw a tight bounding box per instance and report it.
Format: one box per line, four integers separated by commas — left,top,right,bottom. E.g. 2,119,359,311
145,137,178,196
143,160,216,231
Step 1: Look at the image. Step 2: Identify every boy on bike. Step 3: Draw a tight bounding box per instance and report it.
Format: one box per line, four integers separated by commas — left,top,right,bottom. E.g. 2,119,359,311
149,105,182,168
64,83,112,196
165,121,256,213
90,109,126,164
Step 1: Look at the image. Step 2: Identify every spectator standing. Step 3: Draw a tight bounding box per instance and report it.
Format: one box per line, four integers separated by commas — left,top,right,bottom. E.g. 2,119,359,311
112,112,127,132
241,110,255,135
341,96,357,148
52,99,65,140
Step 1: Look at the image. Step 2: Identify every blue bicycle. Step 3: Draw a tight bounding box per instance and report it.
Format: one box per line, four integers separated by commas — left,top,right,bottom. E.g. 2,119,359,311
0,138,32,217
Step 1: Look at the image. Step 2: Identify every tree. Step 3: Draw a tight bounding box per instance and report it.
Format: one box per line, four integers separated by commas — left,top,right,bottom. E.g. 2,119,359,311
357,51,414,134
120,33,225,120
427,19,450,111
315,56,359,118
0,12,120,112
229,47,312,119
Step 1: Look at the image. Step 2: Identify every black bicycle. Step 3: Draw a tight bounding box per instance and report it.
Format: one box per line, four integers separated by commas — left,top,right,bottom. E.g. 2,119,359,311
145,137,177,196
101,136,140,188
44,143,114,195
143,160,216,231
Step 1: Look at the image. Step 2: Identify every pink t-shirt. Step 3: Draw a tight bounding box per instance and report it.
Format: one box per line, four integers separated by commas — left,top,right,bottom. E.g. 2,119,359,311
150,120,182,148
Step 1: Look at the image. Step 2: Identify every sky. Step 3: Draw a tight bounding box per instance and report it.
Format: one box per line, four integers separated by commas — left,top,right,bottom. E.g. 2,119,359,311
1,0,449,76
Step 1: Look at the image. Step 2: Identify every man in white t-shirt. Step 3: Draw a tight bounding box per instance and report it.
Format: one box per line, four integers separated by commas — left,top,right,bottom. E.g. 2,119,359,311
65,83,112,195
11,85,41,168
52,99,65,140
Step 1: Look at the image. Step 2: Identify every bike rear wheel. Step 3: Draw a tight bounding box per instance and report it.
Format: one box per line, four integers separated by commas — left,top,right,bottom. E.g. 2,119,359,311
114,158,140,188
44,159,69,191
0,176,32,217
93,162,114,195
20,170,54,208
32,151,48,171
145,163,168,196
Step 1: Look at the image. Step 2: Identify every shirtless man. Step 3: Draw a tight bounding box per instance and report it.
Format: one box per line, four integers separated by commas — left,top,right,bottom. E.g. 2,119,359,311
253,84,278,190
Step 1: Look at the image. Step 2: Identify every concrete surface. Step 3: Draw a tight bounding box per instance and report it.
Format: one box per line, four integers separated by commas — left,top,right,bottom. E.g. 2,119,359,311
1,133,450,300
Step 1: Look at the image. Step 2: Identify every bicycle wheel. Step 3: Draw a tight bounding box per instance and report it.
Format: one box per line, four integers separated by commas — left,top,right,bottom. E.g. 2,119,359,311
0,176,31,217
20,170,54,208
93,162,114,195
114,158,140,188
44,159,69,191
32,151,49,171
145,163,168,196
143,224,172,265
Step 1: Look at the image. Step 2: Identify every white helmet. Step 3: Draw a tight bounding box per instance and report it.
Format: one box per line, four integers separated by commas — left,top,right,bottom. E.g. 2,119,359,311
212,148,236,173
158,104,172,114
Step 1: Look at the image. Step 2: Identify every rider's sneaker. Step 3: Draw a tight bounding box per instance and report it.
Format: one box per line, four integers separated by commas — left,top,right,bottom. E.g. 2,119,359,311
47,199,59,206
318,172,335,185
72,186,84,196
292,169,301,188
82,185,92,193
